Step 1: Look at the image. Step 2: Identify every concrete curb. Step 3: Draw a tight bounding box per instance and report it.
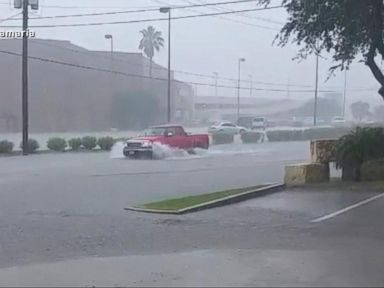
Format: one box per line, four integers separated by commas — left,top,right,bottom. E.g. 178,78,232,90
124,183,285,215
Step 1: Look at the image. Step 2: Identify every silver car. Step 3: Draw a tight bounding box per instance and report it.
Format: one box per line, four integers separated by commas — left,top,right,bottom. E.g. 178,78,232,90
208,121,248,134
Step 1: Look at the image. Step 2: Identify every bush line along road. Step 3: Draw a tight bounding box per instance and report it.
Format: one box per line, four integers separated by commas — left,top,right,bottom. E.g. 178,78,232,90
0,126,353,155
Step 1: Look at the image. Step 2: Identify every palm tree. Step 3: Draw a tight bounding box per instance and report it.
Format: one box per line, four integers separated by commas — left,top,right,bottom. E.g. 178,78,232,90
138,26,164,78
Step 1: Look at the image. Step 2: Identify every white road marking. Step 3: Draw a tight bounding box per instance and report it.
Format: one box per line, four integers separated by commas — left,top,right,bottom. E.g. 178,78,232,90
311,192,384,223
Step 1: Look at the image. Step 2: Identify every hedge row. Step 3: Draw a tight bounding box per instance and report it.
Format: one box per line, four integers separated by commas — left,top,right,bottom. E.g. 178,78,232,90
0,136,119,154
0,139,39,154
266,127,352,142
49,136,116,151
210,127,352,145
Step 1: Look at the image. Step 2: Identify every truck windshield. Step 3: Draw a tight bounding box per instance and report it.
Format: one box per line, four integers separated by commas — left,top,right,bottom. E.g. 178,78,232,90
139,127,167,136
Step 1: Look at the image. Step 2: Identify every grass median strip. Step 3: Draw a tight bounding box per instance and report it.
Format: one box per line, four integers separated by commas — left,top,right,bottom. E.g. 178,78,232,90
137,185,266,211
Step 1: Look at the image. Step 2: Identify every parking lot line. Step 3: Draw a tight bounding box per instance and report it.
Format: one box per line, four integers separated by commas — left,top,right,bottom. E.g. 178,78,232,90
311,192,384,223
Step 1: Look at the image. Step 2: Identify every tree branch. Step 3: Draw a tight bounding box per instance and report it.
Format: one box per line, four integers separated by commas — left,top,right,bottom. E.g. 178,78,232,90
371,0,384,58
366,44,384,98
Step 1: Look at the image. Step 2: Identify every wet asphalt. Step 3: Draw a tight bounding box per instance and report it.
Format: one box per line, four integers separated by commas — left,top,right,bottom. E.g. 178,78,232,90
0,141,383,286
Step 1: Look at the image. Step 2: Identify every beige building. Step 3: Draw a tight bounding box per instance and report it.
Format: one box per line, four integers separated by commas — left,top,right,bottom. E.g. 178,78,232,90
0,39,193,132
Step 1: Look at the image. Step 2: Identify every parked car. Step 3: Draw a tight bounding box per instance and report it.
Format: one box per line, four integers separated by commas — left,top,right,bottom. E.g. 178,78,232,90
208,121,248,135
331,116,347,126
251,117,267,130
123,125,209,159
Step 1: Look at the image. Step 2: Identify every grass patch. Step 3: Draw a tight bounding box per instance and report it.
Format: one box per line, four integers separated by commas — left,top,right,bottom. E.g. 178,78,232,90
138,185,266,211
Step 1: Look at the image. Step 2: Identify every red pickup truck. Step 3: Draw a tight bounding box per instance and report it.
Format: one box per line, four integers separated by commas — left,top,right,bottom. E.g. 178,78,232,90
123,124,209,159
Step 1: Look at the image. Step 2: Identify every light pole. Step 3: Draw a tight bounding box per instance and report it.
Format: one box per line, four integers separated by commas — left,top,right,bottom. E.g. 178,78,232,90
160,7,171,123
249,74,253,97
104,34,114,97
104,34,114,54
213,72,218,97
314,54,319,126
237,58,245,122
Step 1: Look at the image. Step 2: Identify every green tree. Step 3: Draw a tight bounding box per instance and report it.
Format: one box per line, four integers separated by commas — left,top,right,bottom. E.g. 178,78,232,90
259,0,384,100
350,101,371,122
138,26,164,78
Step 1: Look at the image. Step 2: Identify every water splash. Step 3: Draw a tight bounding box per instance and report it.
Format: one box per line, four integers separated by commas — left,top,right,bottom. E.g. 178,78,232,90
109,141,190,160
110,141,125,159
152,142,190,159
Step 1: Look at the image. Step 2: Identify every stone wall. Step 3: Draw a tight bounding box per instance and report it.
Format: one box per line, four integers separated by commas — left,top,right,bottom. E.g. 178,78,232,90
310,139,337,163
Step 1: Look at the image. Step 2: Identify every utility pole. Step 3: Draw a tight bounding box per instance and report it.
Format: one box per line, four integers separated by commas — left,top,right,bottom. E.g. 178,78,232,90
314,54,319,126
14,0,38,154
237,58,245,122
342,69,347,118
160,7,171,123
22,0,29,155
213,72,218,97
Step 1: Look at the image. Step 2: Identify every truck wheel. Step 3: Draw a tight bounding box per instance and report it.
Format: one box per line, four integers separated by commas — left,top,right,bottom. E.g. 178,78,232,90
195,143,209,150
187,149,196,155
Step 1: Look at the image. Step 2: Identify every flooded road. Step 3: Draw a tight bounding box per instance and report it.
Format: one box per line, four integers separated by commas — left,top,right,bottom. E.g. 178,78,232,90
0,141,384,286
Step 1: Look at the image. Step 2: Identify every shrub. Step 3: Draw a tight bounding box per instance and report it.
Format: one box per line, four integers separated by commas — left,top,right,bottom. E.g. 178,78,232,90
97,136,115,151
267,130,304,142
267,127,352,142
361,158,384,181
211,132,234,145
47,137,67,152
335,127,384,181
0,140,14,154
303,127,351,140
68,138,82,151
81,136,97,150
19,138,39,153
241,131,263,143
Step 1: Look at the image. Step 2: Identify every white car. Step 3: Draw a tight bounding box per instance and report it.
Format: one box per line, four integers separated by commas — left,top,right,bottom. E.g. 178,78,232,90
332,116,347,125
208,121,247,134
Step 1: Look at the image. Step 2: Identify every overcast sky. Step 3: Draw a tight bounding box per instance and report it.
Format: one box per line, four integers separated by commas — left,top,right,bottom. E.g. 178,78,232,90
0,0,383,108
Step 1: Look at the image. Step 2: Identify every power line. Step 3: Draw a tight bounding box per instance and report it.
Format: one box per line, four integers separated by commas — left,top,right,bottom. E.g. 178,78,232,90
180,0,284,25
29,40,313,88
0,11,22,23
3,0,273,21
0,48,339,94
152,0,280,30
1,6,282,28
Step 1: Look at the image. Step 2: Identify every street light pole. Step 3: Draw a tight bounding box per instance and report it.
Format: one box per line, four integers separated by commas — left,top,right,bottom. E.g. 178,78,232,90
160,7,171,123
237,58,245,122
213,72,218,97
105,34,114,55
22,0,29,155
314,54,319,126
104,34,114,97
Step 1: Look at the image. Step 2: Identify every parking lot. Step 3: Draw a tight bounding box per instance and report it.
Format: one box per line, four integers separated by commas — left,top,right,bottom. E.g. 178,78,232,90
0,141,383,286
